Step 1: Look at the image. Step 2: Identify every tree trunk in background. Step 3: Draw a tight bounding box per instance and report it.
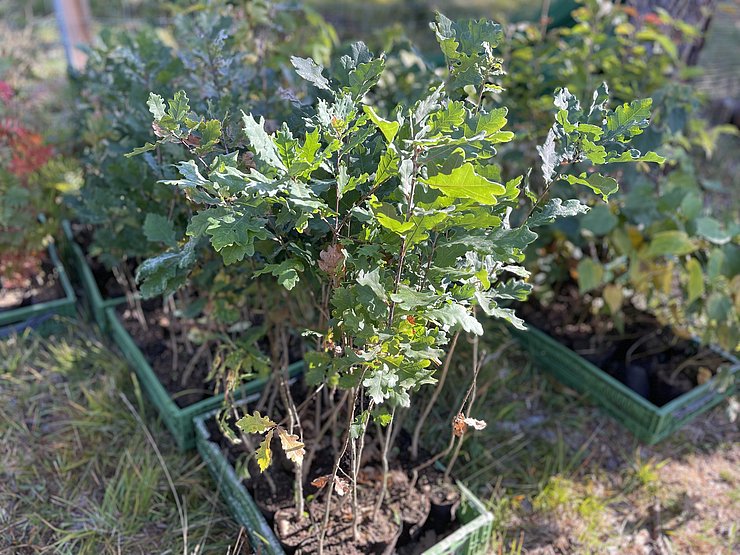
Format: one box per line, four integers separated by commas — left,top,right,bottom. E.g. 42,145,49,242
53,0,92,72
628,0,717,64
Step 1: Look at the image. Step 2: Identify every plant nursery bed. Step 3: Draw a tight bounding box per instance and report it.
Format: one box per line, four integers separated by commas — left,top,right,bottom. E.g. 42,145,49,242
106,303,303,451
194,390,493,555
513,283,739,443
0,242,76,331
118,302,225,409
62,220,130,330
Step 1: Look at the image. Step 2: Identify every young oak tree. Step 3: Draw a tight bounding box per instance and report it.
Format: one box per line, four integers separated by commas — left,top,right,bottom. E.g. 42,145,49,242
133,13,662,548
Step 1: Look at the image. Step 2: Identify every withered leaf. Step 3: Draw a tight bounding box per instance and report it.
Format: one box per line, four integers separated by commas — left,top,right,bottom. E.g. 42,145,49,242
277,427,305,466
318,244,345,275
463,417,487,431
335,476,350,496
453,413,467,437
311,475,331,489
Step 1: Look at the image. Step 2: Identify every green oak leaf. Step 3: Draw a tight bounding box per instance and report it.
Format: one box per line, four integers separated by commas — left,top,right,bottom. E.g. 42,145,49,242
428,302,483,335
242,113,286,171
290,56,331,90
423,163,505,205
527,198,589,228
236,411,276,434
363,105,399,143
143,213,177,248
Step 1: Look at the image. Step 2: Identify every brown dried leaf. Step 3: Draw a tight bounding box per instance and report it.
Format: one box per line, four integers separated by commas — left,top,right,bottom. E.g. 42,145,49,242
152,121,167,138
335,476,350,497
697,366,712,385
241,151,256,169
453,413,467,437
311,475,331,489
310,474,349,496
318,244,345,275
277,427,305,466
183,133,201,147
463,417,487,431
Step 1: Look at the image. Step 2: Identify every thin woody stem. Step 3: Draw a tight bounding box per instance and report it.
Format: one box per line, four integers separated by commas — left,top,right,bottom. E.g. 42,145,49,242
317,385,360,554
373,406,396,519
410,330,461,460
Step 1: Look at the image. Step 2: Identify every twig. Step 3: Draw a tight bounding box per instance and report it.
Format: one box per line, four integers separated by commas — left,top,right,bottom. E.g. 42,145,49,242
410,331,461,460
318,386,360,554
373,406,396,519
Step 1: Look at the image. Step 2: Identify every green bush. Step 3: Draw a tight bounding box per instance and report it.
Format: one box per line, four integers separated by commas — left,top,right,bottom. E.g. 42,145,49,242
69,0,336,270
500,0,739,351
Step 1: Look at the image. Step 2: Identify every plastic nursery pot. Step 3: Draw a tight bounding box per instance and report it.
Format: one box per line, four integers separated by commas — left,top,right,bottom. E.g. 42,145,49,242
0,241,77,336
106,305,304,451
511,323,740,444
193,396,494,555
62,220,128,332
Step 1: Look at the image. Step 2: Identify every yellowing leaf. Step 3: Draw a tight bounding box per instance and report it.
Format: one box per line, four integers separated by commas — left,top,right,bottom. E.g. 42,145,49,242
235,411,276,434
627,226,644,249
646,231,696,257
277,427,305,466
686,257,704,303
256,430,273,472
603,284,623,314
423,163,505,205
651,261,674,294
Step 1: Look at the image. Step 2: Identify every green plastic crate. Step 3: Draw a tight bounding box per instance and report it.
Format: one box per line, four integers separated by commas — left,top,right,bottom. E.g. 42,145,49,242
106,305,303,451
0,242,76,332
61,220,128,331
511,324,740,444
193,396,494,555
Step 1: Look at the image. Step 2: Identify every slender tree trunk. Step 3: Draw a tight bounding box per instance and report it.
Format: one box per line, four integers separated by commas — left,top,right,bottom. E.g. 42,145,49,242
53,0,92,71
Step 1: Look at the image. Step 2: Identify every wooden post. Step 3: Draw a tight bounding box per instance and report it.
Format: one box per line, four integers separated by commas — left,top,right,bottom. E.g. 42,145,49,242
53,0,92,72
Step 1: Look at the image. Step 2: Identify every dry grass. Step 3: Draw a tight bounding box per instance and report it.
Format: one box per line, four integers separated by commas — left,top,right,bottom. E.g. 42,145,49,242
415,321,739,554
0,320,250,555
1,317,737,554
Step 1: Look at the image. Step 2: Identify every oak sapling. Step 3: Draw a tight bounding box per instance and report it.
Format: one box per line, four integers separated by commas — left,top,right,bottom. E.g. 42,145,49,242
136,12,662,552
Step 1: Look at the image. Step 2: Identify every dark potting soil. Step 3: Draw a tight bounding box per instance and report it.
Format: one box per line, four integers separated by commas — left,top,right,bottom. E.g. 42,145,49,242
118,303,219,408
72,224,130,299
205,393,461,554
0,252,64,311
517,283,733,406
118,302,303,409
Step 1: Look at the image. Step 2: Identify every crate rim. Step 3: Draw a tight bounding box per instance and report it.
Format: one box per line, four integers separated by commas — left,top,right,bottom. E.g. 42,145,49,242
518,322,740,417
0,241,76,326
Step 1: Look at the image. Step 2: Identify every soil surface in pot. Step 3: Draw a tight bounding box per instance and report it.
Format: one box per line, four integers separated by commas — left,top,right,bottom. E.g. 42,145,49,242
207,386,467,554
118,301,302,408
118,303,219,407
0,251,64,311
72,224,132,299
518,283,735,406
